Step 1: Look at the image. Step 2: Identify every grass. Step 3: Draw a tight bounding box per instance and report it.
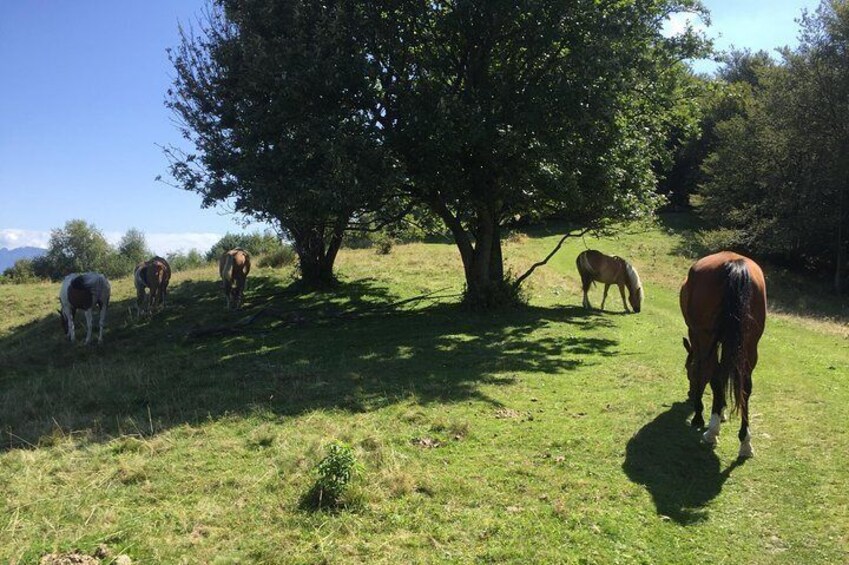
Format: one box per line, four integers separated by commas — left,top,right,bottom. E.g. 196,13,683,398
1,212,848,563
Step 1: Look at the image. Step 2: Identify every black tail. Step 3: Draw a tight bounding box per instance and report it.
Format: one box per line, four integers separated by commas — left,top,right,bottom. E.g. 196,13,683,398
719,259,752,412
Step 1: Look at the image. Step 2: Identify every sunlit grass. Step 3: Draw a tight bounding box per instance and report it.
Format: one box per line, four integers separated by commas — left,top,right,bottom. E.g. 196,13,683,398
1,214,847,563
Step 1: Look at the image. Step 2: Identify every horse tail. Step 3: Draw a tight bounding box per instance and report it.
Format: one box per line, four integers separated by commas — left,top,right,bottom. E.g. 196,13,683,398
719,259,752,412
221,253,235,284
576,251,595,291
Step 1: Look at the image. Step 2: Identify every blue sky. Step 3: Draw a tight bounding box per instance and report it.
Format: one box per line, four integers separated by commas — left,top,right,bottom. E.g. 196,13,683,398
0,0,822,253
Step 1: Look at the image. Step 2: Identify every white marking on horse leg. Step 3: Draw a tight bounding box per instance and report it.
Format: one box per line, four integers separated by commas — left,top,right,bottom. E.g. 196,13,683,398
738,432,754,459
66,307,76,343
721,409,728,422
84,309,93,345
98,304,107,344
702,412,721,446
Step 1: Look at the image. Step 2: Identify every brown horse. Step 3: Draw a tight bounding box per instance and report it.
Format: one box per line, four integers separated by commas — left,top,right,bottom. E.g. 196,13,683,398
134,256,172,312
680,251,767,459
576,250,644,313
219,248,251,309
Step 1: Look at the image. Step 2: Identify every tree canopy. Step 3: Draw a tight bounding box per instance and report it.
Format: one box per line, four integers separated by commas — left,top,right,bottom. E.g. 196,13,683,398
166,0,707,305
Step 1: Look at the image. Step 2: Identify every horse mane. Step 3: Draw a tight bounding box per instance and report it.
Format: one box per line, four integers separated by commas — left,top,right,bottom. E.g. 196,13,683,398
624,262,644,301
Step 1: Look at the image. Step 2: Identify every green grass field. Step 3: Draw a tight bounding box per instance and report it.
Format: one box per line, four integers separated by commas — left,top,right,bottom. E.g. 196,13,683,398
2,213,848,564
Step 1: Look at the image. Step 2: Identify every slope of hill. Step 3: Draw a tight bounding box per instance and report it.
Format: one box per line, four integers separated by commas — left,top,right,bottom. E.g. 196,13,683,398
0,245,46,271
0,214,847,563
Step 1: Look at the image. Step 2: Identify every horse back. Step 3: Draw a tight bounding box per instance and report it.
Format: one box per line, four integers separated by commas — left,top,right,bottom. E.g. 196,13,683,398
680,251,766,336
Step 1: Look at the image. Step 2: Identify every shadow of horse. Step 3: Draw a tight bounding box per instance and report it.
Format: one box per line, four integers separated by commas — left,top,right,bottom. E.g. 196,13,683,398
622,401,744,525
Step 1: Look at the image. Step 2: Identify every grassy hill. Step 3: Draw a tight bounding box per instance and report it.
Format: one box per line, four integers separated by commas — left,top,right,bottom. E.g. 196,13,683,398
1,213,847,563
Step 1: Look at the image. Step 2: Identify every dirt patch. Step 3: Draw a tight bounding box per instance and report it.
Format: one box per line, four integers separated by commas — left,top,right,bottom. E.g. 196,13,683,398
40,545,131,565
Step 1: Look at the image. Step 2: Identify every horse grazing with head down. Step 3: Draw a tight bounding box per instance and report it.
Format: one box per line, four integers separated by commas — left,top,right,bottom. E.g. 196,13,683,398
219,248,251,309
134,256,171,312
576,249,644,313
58,272,111,345
680,251,767,459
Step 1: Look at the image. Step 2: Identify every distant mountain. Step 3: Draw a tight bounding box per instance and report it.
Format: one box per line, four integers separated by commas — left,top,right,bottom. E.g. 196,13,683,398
0,247,47,272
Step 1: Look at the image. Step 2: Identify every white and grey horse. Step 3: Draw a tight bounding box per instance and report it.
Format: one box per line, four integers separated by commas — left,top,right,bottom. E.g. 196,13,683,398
58,272,111,344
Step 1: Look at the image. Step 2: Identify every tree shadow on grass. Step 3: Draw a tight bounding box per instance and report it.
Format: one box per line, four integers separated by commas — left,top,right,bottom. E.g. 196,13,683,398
0,275,617,451
622,401,744,525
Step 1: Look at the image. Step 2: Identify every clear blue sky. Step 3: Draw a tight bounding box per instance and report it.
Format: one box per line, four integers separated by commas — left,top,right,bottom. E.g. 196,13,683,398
0,0,822,252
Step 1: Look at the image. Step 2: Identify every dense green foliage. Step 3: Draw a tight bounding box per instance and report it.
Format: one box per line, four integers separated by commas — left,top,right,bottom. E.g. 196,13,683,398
696,1,849,291
21,220,152,281
166,0,399,286
165,0,707,305
205,232,288,262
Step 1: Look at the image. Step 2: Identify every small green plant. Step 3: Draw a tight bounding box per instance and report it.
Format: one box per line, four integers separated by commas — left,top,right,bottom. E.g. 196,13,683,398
312,442,360,508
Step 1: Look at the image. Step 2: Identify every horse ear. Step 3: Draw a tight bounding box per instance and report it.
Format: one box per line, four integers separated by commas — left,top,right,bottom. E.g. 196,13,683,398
682,337,691,353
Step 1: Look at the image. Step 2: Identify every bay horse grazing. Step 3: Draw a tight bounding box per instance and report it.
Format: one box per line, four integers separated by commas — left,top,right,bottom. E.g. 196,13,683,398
219,248,251,309
134,256,172,312
680,251,767,459
58,272,111,345
576,250,644,313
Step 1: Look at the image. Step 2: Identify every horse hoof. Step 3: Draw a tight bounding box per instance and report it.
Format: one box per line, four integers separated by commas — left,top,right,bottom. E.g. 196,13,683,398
702,430,718,446
691,418,704,429
737,446,754,459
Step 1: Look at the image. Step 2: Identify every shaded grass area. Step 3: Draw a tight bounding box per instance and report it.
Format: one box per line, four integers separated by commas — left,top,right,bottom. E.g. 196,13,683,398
1,214,848,563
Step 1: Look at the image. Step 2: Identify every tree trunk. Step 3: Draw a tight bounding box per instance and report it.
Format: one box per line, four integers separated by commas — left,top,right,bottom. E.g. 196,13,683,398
836,182,846,294
292,220,346,288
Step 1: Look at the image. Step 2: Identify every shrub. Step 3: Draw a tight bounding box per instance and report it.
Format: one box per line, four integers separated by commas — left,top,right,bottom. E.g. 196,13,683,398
166,249,206,272
311,442,361,508
257,245,296,268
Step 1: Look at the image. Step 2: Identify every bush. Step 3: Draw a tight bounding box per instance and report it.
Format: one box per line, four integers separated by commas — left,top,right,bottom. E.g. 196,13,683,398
206,232,285,262
257,245,297,268
1,259,39,284
309,442,361,509
166,249,206,272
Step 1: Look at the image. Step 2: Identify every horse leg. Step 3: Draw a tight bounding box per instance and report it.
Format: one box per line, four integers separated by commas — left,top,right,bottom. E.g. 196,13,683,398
601,284,610,310
738,373,754,458
618,283,630,313
703,376,725,445
66,307,76,343
83,309,93,345
98,304,107,344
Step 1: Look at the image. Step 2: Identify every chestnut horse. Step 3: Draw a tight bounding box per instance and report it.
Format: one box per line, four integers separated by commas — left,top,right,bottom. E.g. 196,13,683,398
576,250,644,313
219,248,251,309
134,256,172,312
58,272,111,344
680,251,767,459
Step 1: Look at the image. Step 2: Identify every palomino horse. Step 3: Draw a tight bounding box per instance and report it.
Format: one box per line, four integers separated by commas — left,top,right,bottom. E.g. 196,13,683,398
219,248,251,309
680,251,766,459
134,256,172,312
576,249,644,313
58,272,111,344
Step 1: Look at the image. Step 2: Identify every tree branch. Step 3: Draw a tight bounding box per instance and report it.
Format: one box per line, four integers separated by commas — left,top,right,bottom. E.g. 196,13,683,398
512,227,592,288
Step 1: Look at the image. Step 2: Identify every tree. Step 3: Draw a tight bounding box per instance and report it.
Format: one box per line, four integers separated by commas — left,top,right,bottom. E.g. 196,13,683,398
205,231,287,262
34,220,114,280
699,1,849,292
165,0,398,286
118,228,151,266
166,0,705,305
361,0,706,306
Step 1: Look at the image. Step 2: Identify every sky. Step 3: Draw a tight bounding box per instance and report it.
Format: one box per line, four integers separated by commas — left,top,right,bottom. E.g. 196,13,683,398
0,0,822,254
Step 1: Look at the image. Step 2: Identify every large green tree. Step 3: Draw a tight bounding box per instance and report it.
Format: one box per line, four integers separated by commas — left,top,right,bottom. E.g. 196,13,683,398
167,0,705,304
360,0,706,305
700,1,849,292
165,0,399,286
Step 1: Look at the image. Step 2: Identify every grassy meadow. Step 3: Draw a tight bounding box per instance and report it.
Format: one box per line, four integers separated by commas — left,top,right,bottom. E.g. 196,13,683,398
1,213,848,563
